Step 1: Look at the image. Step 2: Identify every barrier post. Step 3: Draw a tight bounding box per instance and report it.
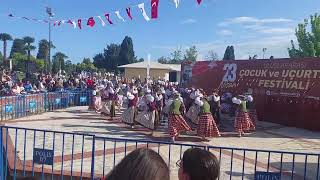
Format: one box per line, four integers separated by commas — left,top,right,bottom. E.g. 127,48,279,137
91,135,96,180
0,126,3,180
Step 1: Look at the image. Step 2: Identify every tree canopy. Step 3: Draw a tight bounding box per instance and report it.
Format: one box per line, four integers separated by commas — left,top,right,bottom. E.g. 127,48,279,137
223,46,235,60
288,14,320,58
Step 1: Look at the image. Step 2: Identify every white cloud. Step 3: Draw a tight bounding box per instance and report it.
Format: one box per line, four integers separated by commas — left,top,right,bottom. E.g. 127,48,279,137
218,29,233,36
180,18,197,25
258,28,294,34
219,16,293,26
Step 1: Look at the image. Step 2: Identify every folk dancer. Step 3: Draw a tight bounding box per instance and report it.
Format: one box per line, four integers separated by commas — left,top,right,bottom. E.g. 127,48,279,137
245,94,257,130
208,90,221,126
168,92,192,142
92,86,102,113
135,94,160,135
195,96,221,141
121,87,138,128
186,89,202,125
232,95,255,137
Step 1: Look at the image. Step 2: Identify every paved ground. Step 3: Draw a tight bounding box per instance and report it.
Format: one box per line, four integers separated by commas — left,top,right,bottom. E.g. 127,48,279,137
2,106,320,180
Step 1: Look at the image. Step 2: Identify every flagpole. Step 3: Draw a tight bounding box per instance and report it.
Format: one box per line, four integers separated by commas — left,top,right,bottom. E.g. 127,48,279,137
147,54,151,90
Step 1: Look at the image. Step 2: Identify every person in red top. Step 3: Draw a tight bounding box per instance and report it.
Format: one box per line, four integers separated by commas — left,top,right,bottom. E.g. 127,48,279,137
86,78,94,89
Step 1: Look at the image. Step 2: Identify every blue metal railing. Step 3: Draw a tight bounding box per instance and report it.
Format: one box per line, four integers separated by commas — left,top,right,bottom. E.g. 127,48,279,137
0,126,319,180
0,90,92,121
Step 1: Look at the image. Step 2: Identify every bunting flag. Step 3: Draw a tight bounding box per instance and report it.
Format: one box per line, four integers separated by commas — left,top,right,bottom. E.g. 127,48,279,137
67,20,77,29
126,8,133,20
138,3,150,21
105,13,113,24
97,16,106,26
87,17,95,27
5,1,202,29
115,11,125,22
78,19,82,29
173,0,179,8
151,0,159,19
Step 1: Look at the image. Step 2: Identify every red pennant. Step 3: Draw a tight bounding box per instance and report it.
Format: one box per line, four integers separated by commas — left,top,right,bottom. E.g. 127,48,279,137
58,21,62,26
197,0,202,5
78,19,82,29
87,17,95,27
104,13,113,24
151,0,159,19
22,17,30,20
126,8,133,20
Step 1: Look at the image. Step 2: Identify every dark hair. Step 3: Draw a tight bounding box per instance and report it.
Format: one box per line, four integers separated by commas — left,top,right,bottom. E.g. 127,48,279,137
16,177,37,180
182,148,220,180
106,148,169,180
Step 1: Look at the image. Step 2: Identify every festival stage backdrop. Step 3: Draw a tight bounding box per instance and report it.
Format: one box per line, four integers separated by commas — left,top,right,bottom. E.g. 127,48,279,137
181,58,320,131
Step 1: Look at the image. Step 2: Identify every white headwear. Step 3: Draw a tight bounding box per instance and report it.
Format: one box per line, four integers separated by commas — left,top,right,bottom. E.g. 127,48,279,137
232,97,241,105
146,94,155,102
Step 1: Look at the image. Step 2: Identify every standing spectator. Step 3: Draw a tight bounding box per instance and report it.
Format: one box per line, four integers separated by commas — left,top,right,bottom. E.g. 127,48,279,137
24,81,33,93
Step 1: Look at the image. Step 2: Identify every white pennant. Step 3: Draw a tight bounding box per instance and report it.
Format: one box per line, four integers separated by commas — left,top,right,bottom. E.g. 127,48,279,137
115,11,125,22
173,0,180,8
138,3,150,21
72,21,77,29
97,16,106,26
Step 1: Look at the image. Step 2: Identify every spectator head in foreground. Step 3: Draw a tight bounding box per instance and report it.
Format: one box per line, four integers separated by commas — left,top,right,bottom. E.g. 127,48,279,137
178,148,220,180
106,148,169,180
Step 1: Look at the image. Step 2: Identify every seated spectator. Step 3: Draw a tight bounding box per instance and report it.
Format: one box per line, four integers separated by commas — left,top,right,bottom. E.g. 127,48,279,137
105,148,169,180
177,148,220,180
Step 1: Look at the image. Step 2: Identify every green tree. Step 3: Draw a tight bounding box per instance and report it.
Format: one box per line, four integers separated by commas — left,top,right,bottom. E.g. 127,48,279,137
119,36,135,66
184,46,198,61
158,56,169,64
37,39,55,71
10,38,26,58
23,37,36,61
170,47,183,63
52,52,68,74
93,53,105,69
289,14,320,58
104,43,121,71
205,50,219,61
223,45,235,60
75,58,97,73
0,33,13,66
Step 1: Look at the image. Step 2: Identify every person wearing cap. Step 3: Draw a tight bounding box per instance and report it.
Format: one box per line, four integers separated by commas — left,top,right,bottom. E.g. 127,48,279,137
186,89,201,125
135,94,159,134
232,95,254,137
121,87,138,128
195,95,221,141
167,92,192,142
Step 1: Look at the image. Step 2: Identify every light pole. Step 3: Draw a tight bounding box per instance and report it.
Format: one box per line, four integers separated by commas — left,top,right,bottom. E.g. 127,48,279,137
46,7,54,74
262,48,267,59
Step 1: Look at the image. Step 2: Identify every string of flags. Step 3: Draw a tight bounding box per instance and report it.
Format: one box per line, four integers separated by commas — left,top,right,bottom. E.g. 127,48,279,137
5,0,202,29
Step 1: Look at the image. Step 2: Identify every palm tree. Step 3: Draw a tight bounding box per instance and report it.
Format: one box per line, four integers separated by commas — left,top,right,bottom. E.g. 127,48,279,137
23,36,36,78
0,33,13,66
52,52,68,74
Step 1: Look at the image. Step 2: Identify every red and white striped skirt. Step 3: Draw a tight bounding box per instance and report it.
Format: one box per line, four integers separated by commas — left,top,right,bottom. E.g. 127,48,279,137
234,111,253,133
248,109,258,127
197,114,220,138
168,114,192,138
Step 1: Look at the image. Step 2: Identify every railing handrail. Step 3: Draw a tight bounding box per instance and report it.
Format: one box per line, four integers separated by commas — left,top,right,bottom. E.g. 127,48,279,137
2,125,319,156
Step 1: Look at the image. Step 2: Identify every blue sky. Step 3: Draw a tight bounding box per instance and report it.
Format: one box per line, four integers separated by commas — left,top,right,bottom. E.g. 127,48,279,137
0,0,319,63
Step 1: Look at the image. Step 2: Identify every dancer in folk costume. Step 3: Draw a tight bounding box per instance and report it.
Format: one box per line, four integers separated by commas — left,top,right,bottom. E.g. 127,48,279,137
245,93,257,130
208,89,222,126
121,87,138,128
92,86,102,113
101,85,110,116
232,95,255,137
136,94,160,135
155,90,164,121
195,96,221,141
186,89,201,125
168,92,192,142
115,84,125,113
108,86,117,120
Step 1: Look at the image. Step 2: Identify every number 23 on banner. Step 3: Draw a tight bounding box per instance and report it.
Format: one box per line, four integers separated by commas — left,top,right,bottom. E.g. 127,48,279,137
222,64,237,82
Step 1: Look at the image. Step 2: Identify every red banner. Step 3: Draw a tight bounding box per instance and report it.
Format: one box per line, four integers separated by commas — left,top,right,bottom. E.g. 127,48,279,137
181,58,320,131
